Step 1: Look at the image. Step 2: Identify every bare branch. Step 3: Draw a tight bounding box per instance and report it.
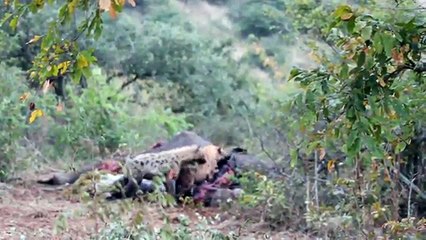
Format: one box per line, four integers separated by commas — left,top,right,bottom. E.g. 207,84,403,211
120,74,139,90
400,173,426,200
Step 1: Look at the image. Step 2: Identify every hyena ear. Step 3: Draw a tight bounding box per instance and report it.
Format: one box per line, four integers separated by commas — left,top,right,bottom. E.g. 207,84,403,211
196,145,201,152
217,146,227,155
218,147,223,154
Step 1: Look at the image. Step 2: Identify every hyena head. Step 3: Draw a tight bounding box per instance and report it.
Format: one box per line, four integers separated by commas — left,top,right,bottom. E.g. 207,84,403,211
200,144,227,163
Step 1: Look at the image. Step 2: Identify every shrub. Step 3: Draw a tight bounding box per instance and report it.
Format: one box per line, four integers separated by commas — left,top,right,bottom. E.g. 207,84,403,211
229,1,290,38
0,63,28,180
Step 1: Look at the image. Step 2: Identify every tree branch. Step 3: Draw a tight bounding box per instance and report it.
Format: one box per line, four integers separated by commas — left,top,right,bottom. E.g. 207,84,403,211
119,72,154,91
120,74,139,90
399,173,426,200
106,72,125,84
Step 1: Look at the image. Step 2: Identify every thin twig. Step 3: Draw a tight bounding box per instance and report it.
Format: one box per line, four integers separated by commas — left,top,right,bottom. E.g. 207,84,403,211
314,149,319,209
258,137,275,162
407,176,416,218
400,173,426,200
305,177,311,228
120,74,140,90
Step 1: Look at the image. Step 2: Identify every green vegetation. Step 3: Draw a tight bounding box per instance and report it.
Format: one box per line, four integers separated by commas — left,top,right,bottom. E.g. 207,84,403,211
0,0,425,239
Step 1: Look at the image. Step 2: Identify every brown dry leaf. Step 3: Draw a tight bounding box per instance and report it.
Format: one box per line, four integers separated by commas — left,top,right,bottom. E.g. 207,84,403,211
318,148,326,160
391,48,404,65
412,35,420,44
388,109,397,120
383,170,391,183
327,160,336,173
340,12,353,20
19,92,30,102
99,0,111,11
378,78,386,87
42,80,53,94
109,5,117,19
363,46,370,55
56,102,64,112
128,0,136,7
371,161,378,172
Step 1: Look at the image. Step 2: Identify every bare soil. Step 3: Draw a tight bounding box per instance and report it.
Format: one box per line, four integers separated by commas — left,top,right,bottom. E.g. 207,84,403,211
0,177,313,240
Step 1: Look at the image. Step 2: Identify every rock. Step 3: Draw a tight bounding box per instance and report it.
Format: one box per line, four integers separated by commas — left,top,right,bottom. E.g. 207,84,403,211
140,179,166,193
219,151,280,178
143,131,212,153
209,188,244,207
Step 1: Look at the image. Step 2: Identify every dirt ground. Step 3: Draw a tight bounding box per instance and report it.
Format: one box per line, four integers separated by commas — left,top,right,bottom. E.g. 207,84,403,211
0,177,313,240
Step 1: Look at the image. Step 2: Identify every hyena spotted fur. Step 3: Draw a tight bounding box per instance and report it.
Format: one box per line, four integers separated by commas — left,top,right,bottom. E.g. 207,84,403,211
110,144,228,199
113,145,208,198
124,144,208,181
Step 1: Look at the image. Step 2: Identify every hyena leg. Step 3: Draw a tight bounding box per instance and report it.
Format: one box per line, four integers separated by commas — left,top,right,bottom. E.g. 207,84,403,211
165,168,179,196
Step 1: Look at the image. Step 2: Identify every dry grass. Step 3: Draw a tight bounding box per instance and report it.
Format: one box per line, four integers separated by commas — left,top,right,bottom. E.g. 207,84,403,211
0,170,314,240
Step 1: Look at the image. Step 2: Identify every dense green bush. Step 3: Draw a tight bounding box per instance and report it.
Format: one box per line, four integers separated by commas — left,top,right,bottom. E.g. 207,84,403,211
0,29,20,66
0,63,29,180
92,15,257,144
229,1,290,37
0,64,192,178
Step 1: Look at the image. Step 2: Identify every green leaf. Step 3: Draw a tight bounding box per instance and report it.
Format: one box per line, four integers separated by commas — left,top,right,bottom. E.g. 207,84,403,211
289,68,302,80
41,31,53,50
51,65,59,76
357,51,366,67
81,67,92,79
9,16,19,30
340,64,349,79
364,135,383,158
0,13,13,27
361,26,372,40
346,18,356,33
373,32,383,53
394,31,403,42
71,69,83,84
346,105,355,120
347,131,361,157
365,54,375,70
334,5,353,19
290,149,298,168
381,33,395,57
395,141,406,153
